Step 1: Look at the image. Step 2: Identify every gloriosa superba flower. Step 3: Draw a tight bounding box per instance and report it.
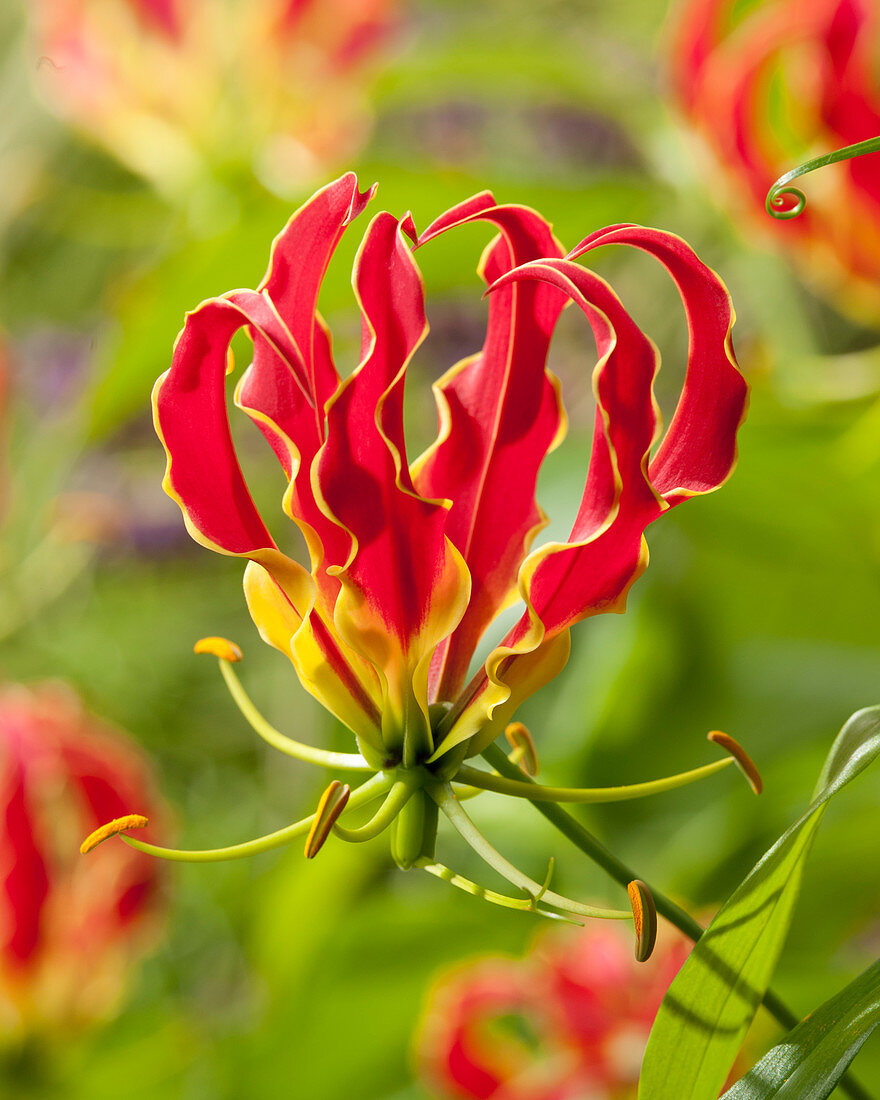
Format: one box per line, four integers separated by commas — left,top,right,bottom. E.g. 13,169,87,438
84,173,753,944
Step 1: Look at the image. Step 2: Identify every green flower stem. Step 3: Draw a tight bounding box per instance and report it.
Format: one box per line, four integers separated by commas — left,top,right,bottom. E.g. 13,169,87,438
455,756,732,802
415,858,578,922
333,779,417,842
431,781,632,921
218,659,372,770
481,743,877,1100
766,135,880,219
120,772,393,863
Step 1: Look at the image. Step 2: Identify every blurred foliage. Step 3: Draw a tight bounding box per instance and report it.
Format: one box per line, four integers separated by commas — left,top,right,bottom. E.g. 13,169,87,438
1,0,879,1096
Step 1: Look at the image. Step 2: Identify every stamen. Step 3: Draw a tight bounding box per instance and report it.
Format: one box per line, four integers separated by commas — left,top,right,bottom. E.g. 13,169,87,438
766,135,880,219
194,636,243,662
454,754,735,803
80,814,148,854
100,772,392,863
200,642,371,770
416,858,579,922
627,879,658,963
431,783,632,921
505,722,539,777
305,781,351,858
708,731,762,795
332,780,416,843
530,857,555,907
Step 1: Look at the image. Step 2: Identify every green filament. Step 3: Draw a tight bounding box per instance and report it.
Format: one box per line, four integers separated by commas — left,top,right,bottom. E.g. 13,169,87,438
120,772,393,863
454,756,732,803
416,859,579,922
431,782,631,921
218,658,371,770
333,779,417,842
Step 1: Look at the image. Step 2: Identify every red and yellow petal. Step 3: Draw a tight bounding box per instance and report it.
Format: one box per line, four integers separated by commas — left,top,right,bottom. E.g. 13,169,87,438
412,198,568,703
437,234,745,758
313,212,471,757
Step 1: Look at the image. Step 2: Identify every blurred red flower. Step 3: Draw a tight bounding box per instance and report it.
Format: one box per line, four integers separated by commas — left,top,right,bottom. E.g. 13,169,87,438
29,0,397,197
670,0,880,317
418,923,690,1099
0,683,167,1035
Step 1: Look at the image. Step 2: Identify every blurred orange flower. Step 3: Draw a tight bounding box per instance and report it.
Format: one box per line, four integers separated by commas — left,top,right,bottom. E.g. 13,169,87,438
670,0,880,318
29,0,397,198
0,683,167,1036
418,923,690,1099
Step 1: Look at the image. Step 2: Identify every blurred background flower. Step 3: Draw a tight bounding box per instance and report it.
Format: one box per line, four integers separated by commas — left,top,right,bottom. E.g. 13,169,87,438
0,683,166,1046
669,0,880,320
417,922,690,1099
28,0,398,201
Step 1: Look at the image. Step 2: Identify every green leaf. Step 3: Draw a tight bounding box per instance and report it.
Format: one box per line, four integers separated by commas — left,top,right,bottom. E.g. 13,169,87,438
638,706,880,1100
722,957,880,1099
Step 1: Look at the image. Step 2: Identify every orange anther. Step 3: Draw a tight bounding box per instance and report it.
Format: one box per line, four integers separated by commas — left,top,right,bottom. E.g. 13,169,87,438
708,731,763,795
627,879,657,963
304,781,351,859
193,636,243,662
505,722,539,777
80,814,149,855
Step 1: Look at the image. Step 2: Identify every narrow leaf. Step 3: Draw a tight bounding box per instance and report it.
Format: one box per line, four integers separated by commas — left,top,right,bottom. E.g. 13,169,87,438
722,957,880,1100
638,706,880,1100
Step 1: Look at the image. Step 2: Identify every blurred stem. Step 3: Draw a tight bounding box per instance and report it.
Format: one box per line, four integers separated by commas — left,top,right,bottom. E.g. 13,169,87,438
481,742,875,1100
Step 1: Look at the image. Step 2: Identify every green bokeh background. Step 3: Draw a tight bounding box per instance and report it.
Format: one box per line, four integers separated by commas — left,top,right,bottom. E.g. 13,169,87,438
2,0,879,1096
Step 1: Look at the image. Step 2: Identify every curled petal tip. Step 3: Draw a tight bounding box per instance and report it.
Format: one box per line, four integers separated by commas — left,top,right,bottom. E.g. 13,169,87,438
304,781,351,859
708,730,763,795
194,636,243,662
80,814,149,855
400,211,418,245
627,879,657,963
504,722,539,777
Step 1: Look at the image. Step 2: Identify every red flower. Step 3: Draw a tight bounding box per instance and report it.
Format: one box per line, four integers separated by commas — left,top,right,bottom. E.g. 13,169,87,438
0,684,166,1034
417,923,690,1099
670,0,880,315
154,172,747,773
109,172,755,930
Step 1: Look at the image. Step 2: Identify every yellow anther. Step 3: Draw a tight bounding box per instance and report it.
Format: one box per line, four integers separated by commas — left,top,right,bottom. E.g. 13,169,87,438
194,636,243,662
80,814,149,855
504,722,539,777
708,730,763,795
304,781,351,859
627,879,657,963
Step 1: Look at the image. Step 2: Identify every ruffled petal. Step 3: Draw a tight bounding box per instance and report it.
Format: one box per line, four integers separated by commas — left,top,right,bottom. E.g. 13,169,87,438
154,294,382,742
437,231,746,758
314,212,470,760
412,198,567,702
235,172,377,608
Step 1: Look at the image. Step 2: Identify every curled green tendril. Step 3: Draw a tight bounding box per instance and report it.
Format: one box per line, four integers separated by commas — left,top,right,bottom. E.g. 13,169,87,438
766,135,880,219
